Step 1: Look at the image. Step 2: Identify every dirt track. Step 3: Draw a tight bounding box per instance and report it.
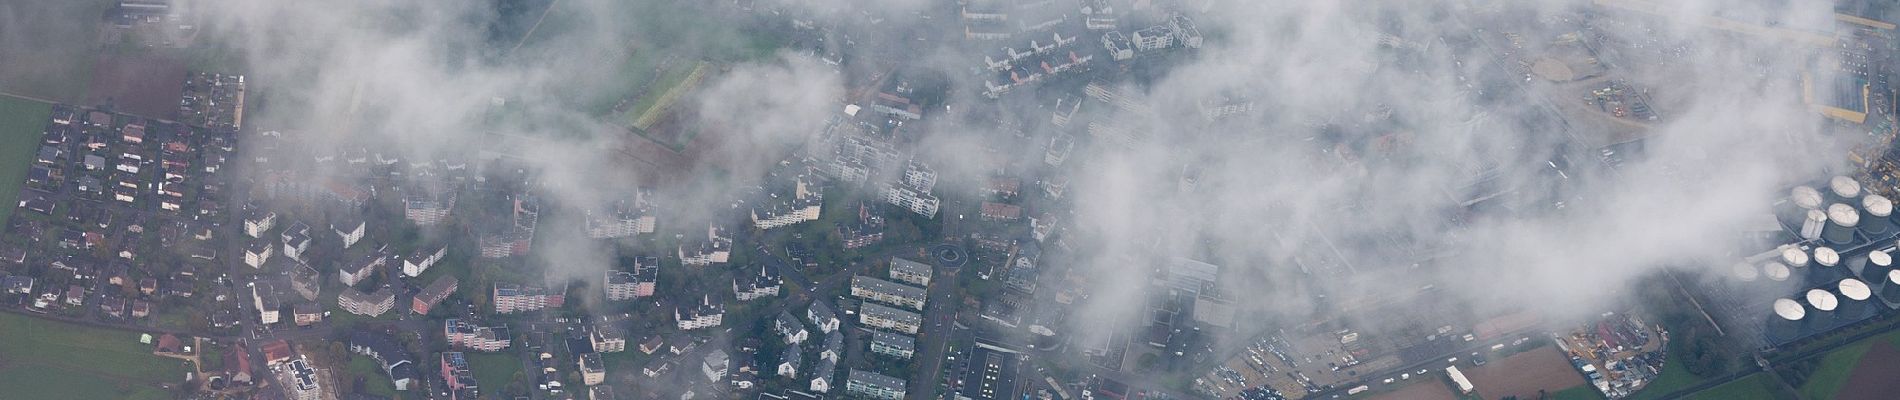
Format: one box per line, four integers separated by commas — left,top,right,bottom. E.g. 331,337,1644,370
1837,342,1900,400
1464,345,1587,399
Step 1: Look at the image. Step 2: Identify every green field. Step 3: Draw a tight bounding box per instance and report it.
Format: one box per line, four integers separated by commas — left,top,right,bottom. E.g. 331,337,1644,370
0,312,189,400
468,352,522,394
1687,373,1776,400
348,354,401,398
627,61,707,130
0,1,114,101
0,97,51,226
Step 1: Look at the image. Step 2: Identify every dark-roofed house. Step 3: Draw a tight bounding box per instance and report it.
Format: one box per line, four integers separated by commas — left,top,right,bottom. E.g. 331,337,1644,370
808,300,840,333
778,343,803,378
349,330,419,391
775,311,809,344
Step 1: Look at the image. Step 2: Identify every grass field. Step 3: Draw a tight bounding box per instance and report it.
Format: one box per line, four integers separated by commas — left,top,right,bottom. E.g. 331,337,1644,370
0,97,52,228
1687,373,1777,400
0,311,189,400
348,354,400,398
468,352,522,393
628,61,707,130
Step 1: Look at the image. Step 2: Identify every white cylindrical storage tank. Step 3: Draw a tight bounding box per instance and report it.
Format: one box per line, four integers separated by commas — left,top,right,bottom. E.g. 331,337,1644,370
1865,250,1893,283
1815,247,1840,268
1863,195,1895,236
1807,288,1840,328
1884,269,1900,302
1825,203,1861,245
1832,176,1863,200
1803,209,1828,241
1765,262,1792,282
1782,247,1810,268
1732,262,1759,282
1771,297,1807,339
1793,186,1825,210
1840,278,1874,317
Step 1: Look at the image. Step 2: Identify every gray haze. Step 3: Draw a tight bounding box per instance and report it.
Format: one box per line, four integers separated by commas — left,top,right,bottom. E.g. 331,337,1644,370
189,0,1859,337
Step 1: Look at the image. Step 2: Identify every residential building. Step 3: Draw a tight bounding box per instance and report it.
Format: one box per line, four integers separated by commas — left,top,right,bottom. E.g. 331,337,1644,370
403,189,455,226
869,331,916,359
979,201,1023,221
858,302,923,334
839,203,886,249
293,303,322,326
332,217,366,249
676,294,726,330
281,221,311,263
243,240,272,269
244,209,276,238
810,357,837,393
821,332,843,362
592,324,628,353
881,184,940,219
290,263,321,301
349,331,419,391
678,225,733,266
445,319,512,352
888,257,932,286
579,352,606,386
1081,0,1116,30
605,256,658,301
776,311,810,344
401,244,447,277
808,301,840,333
846,369,907,400
734,262,783,301
411,275,458,315
703,349,730,382
441,352,480,400
493,283,566,314
338,253,386,287
338,286,395,317
752,176,825,230
778,343,803,378
252,282,280,324
584,194,656,238
851,275,927,310
1132,25,1175,51
590,386,617,400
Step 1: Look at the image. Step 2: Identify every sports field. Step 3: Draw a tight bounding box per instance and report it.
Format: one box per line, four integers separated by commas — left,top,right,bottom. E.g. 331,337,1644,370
469,352,523,394
0,311,189,400
0,97,52,226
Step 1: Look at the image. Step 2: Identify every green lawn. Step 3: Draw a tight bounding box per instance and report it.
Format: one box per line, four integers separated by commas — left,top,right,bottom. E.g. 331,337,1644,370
348,354,400,398
0,312,189,399
468,352,522,392
1546,385,1603,400
1687,373,1776,400
0,97,52,226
